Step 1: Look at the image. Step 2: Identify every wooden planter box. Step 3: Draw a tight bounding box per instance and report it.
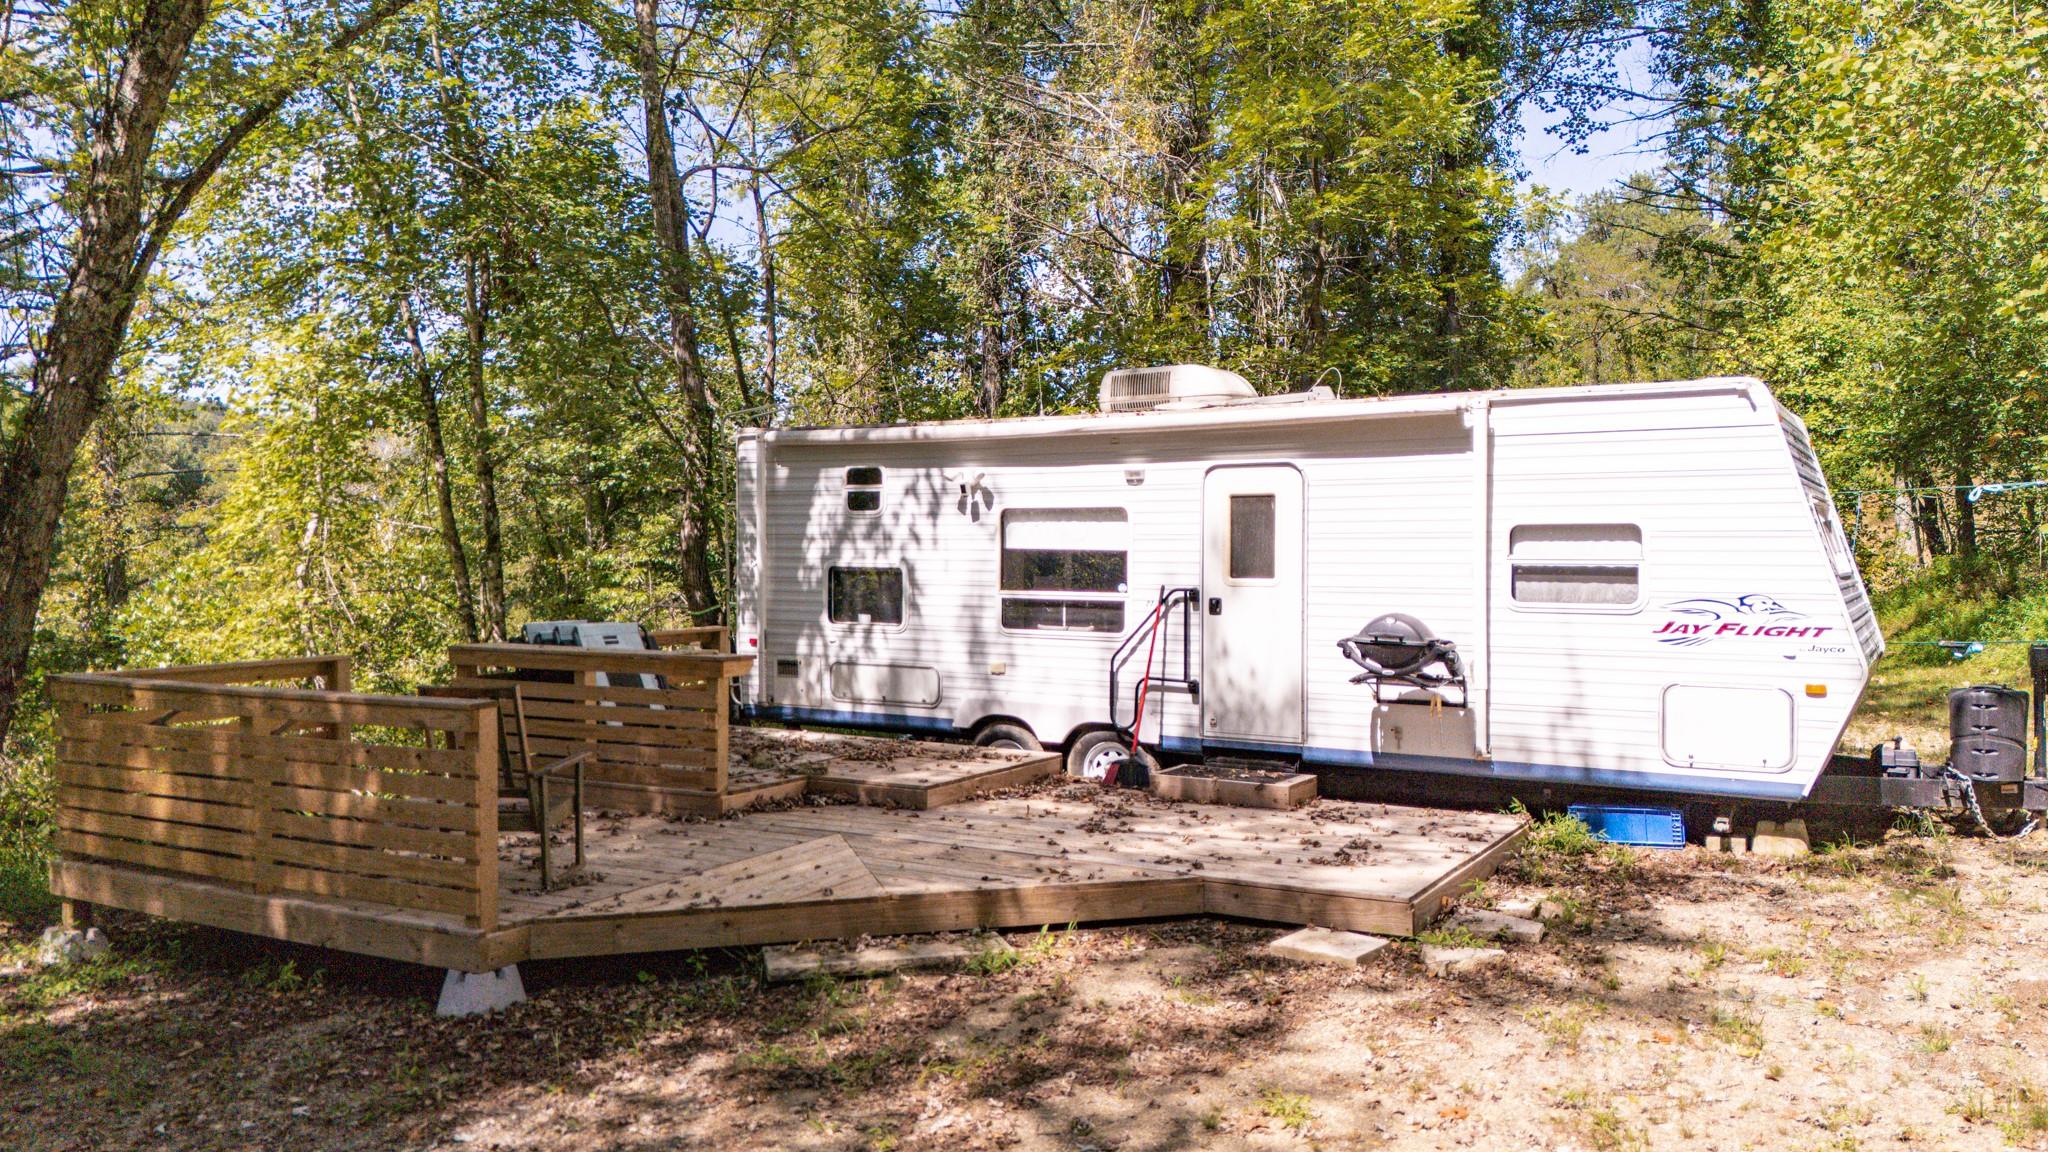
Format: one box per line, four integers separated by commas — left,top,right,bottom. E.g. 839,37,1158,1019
1152,763,1317,809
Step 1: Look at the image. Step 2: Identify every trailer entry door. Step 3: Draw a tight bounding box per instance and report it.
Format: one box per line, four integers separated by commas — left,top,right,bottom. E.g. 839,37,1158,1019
1201,465,1305,745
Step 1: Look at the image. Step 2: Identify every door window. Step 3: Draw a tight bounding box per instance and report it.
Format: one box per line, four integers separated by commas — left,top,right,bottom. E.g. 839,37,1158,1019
1228,494,1276,580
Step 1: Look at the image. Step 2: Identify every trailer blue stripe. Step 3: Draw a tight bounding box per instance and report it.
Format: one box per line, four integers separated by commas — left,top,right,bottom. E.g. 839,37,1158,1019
743,706,1814,801
742,704,958,736
1165,736,1813,799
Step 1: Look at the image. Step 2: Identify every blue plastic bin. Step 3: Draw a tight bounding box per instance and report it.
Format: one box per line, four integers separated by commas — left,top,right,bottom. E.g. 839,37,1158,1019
1565,804,1686,849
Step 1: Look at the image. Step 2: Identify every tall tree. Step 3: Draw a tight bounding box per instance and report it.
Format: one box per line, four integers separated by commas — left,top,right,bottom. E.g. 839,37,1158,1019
0,0,410,746
622,0,718,616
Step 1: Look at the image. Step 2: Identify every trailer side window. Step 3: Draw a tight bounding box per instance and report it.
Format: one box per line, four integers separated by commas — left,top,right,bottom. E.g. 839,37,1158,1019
999,509,1128,633
828,566,904,625
845,467,883,513
1509,524,1643,608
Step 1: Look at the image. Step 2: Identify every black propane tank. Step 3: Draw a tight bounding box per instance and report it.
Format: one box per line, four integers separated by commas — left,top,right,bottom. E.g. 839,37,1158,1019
1949,684,2030,782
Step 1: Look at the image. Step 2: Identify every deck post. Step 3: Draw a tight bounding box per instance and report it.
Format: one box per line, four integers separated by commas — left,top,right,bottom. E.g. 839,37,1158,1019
60,899,91,931
470,705,500,933
711,670,731,795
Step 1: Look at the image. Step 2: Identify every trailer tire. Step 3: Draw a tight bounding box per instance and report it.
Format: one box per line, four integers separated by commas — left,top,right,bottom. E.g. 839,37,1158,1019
1066,730,1130,781
973,722,1041,752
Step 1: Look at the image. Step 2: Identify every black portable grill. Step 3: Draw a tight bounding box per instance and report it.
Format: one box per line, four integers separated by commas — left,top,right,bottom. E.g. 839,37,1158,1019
1337,613,1467,701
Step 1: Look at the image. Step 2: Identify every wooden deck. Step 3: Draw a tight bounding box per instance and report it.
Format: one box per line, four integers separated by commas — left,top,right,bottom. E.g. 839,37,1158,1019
728,727,1063,809
492,788,1529,964
52,772,1527,974
43,656,1529,975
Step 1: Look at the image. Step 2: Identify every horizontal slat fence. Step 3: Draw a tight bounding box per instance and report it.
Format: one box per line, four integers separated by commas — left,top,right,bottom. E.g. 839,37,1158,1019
50,660,500,930
647,626,728,652
447,643,752,799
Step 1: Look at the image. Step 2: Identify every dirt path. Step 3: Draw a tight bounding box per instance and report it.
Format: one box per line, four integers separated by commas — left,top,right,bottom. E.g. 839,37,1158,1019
6,823,2048,1151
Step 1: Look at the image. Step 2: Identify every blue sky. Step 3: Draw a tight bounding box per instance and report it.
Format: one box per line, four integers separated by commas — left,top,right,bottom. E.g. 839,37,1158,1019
1511,39,1670,201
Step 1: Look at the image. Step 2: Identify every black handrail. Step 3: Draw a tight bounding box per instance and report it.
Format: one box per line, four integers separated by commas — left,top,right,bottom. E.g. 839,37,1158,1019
1109,586,1201,738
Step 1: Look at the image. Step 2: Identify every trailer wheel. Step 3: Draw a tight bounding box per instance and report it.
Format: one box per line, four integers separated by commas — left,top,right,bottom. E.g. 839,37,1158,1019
973,722,1041,752
1066,730,1130,781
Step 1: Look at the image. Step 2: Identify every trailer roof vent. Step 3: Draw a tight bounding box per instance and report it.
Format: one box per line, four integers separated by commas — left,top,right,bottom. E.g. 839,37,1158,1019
1097,364,1257,412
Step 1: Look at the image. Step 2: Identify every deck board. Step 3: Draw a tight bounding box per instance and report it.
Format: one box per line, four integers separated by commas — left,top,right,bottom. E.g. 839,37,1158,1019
53,732,1530,971
488,786,1528,956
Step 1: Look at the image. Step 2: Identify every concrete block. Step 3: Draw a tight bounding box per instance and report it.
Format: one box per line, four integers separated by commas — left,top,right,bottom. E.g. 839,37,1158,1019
1448,908,1545,944
437,965,526,1017
1493,896,1541,919
1705,834,1752,854
1421,945,1506,977
1751,819,1810,857
36,927,110,968
1268,927,1391,967
764,933,1011,982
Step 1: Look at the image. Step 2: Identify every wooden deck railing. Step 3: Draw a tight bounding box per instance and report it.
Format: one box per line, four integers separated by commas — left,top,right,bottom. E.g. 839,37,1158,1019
446,643,753,800
50,660,501,930
646,626,728,653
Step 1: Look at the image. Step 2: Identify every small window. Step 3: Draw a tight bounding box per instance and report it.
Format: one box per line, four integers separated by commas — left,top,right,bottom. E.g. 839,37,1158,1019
828,566,903,625
1228,494,1276,580
1000,509,1127,633
845,467,883,513
1509,524,1642,608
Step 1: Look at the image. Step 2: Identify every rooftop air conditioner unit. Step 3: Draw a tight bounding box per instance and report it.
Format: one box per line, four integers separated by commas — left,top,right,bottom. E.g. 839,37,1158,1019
1097,364,1257,413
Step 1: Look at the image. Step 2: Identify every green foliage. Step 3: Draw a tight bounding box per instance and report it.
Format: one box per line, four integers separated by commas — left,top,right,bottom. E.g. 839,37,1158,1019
0,749,54,925
1518,805,1607,859
1740,0,2048,515
1512,175,1736,386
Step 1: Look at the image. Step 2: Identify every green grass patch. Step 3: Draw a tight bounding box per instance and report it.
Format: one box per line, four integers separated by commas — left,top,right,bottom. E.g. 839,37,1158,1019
1257,1087,1314,1132
1708,1008,1764,1056
1416,924,1488,950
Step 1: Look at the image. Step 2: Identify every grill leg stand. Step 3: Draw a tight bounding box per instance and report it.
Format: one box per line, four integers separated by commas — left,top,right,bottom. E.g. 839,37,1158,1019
438,965,526,1017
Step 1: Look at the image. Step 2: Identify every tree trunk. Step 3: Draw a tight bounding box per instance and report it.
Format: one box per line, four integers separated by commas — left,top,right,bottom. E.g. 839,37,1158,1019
401,294,481,643
750,169,778,422
461,254,507,639
630,0,717,618
0,0,208,746
1910,473,1948,558
1955,470,1978,557
976,251,1005,417
429,15,506,640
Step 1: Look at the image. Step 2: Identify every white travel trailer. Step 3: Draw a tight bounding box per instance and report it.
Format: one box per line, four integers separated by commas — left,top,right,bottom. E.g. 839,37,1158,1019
731,369,1885,802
